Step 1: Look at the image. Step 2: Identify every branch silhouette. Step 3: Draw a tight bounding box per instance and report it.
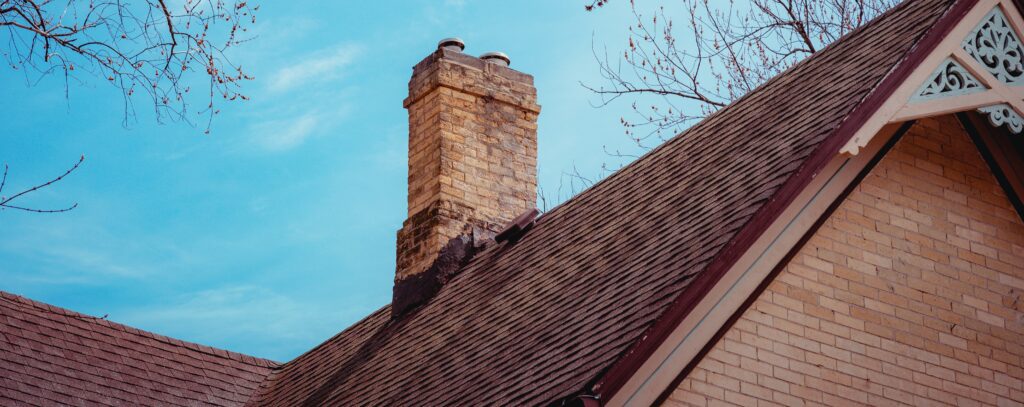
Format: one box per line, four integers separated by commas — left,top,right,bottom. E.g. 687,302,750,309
0,155,84,214
2,0,259,215
585,0,897,145
1,0,259,132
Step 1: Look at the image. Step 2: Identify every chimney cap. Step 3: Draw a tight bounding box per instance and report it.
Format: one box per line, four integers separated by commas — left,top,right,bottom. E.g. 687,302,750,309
480,51,511,67
437,37,465,52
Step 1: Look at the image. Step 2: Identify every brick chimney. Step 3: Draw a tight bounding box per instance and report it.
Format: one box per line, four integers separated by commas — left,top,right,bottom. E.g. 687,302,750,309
396,38,540,282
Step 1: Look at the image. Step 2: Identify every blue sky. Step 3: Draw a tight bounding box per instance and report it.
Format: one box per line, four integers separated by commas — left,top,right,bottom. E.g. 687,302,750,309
0,0,657,361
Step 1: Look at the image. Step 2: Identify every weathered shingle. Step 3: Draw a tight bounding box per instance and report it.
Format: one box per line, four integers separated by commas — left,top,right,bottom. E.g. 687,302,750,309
248,0,959,405
0,291,276,406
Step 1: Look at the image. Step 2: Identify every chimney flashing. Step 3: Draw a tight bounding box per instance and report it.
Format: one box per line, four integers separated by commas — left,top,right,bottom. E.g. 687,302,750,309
495,208,540,243
391,233,481,319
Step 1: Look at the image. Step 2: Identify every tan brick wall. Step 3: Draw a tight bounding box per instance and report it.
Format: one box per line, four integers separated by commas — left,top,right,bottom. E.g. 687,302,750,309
396,49,540,280
664,116,1024,406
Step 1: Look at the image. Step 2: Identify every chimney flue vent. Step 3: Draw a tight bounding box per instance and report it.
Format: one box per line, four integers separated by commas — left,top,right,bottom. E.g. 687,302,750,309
437,37,465,52
480,51,510,67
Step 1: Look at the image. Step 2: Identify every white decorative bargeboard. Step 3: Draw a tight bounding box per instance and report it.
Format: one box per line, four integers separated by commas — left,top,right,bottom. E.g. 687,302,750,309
842,1,1024,156
963,7,1024,133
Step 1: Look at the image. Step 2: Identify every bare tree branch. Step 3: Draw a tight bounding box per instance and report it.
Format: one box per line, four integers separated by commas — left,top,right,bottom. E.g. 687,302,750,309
0,155,84,213
585,0,897,145
1,0,259,132
1,0,260,215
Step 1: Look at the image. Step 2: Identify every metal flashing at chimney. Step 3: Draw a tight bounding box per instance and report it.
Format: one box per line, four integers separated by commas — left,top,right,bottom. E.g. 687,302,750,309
495,208,539,243
391,233,482,319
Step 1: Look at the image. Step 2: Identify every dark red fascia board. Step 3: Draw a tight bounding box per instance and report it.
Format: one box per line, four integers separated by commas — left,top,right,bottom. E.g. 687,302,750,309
587,0,979,403
648,112,1024,405
651,120,916,405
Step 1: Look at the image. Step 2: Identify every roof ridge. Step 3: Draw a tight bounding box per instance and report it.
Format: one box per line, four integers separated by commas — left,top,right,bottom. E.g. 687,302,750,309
534,0,924,226
0,290,278,368
244,0,961,403
289,2,933,362
588,0,970,401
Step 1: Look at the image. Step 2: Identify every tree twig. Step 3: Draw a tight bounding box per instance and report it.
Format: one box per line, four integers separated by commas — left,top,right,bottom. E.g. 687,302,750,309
584,0,896,144
0,0,259,132
0,155,84,214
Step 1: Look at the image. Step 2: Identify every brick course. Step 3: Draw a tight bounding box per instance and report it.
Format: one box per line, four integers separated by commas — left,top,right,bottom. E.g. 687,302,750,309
396,48,540,280
665,116,1024,406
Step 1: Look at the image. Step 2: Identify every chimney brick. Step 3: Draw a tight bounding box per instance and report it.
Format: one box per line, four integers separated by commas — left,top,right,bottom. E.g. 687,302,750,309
396,45,540,281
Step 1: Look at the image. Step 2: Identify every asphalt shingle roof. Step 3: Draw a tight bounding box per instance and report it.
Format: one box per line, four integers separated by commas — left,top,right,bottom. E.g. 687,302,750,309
247,0,960,405
0,291,276,406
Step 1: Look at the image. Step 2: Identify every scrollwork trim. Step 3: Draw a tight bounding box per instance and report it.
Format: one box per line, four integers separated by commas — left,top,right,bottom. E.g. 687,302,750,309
912,58,985,101
963,7,1024,85
978,103,1024,133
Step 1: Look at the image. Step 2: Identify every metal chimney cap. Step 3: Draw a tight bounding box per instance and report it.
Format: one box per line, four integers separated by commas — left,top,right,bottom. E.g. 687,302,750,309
437,37,465,52
480,51,510,67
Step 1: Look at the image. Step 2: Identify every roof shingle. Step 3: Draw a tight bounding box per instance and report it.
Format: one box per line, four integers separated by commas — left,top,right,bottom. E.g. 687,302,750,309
248,0,959,405
0,291,276,406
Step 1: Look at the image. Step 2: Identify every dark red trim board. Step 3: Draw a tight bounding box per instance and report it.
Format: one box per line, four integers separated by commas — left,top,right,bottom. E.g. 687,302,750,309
590,0,977,402
651,121,916,405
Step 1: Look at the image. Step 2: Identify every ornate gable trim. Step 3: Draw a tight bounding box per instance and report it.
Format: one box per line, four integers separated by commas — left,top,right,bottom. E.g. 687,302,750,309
913,58,986,100
964,7,1024,84
843,0,1024,155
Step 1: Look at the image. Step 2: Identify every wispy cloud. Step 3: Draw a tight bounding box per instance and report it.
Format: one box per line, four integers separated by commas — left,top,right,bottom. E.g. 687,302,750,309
251,112,321,152
114,285,365,360
0,217,178,285
268,45,362,93
241,42,361,152
27,246,142,279
247,102,351,152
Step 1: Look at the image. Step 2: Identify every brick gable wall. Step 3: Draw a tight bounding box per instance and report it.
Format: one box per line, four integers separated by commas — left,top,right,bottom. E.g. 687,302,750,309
663,116,1024,406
